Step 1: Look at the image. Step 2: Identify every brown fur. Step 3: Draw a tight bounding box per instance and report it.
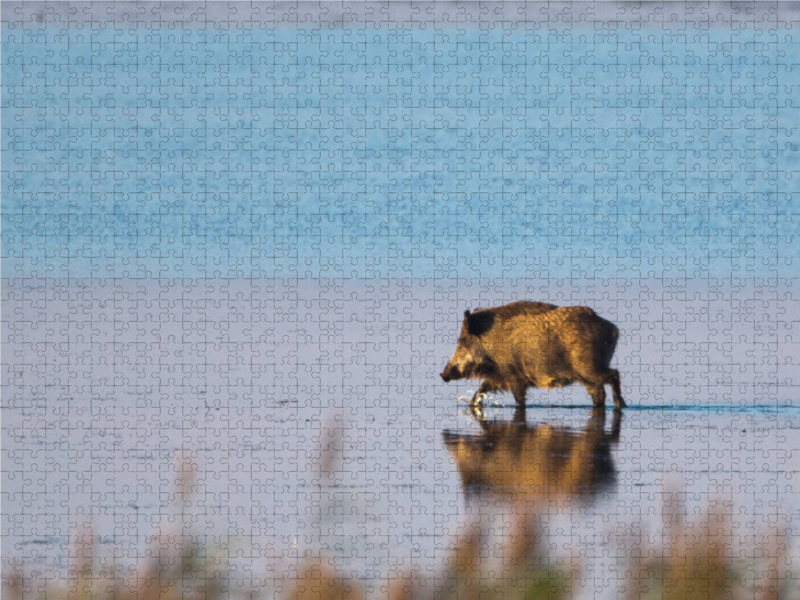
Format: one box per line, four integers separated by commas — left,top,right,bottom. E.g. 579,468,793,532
440,301,625,408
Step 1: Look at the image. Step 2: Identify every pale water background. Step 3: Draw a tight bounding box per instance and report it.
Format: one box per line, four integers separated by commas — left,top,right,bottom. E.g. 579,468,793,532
4,2,800,597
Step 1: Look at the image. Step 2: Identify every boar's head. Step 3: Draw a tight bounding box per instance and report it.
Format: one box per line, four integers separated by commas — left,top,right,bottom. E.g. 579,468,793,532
440,309,496,382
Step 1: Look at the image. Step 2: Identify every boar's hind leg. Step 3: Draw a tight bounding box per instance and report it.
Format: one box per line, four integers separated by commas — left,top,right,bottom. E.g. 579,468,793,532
605,369,626,408
588,385,606,407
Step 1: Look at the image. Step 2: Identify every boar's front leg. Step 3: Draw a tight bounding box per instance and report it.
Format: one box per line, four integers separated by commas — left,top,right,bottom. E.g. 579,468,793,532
470,382,493,406
510,381,528,407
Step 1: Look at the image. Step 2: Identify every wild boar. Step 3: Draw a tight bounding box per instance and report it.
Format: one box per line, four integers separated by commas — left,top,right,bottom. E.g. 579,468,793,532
440,301,625,408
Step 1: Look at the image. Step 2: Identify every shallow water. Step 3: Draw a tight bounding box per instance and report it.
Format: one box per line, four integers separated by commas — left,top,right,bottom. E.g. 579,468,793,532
3,278,798,598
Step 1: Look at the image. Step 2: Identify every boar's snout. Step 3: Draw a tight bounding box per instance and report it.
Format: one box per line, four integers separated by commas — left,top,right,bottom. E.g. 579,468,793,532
441,364,458,382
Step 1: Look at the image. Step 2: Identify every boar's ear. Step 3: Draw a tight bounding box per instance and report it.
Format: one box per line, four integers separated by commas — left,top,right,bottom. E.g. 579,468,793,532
464,310,495,337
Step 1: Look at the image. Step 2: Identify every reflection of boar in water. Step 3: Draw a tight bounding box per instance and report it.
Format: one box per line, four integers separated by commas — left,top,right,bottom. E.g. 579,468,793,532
440,301,625,408
443,407,621,499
